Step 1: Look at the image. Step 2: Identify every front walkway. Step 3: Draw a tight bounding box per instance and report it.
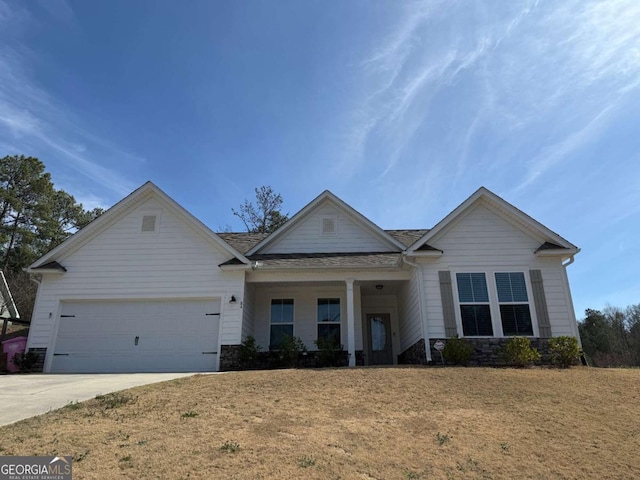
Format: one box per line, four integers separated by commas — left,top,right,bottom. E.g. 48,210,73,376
0,373,201,426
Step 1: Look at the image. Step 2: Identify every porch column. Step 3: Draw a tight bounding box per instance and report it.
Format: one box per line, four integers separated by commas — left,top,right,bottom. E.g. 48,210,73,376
346,278,356,367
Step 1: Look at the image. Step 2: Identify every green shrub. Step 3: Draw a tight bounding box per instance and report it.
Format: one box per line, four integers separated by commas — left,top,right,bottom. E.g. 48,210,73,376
94,392,136,409
548,336,580,368
442,336,474,365
220,440,240,453
279,335,307,368
12,351,38,373
313,336,342,367
500,337,541,367
238,336,261,369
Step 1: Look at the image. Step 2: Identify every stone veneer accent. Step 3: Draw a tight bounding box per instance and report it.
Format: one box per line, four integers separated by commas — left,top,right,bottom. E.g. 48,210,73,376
398,338,556,366
429,337,554,366
27,347,47,372
219,345,364,371
398,339,428,365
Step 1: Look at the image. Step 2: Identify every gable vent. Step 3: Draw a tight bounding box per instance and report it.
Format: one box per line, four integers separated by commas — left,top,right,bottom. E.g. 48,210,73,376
141,215,157,232
322,217,336,235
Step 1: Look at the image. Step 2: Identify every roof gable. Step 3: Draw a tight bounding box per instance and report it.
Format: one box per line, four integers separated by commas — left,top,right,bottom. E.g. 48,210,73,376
27,182,249,271
407,187,579,255
247,191,407,255
0,271,19,319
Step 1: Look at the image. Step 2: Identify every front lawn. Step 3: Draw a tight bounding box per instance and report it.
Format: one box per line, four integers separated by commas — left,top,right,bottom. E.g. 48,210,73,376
1,367,638,479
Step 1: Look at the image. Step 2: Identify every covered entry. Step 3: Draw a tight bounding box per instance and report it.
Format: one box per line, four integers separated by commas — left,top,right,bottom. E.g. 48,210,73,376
50,299,220,373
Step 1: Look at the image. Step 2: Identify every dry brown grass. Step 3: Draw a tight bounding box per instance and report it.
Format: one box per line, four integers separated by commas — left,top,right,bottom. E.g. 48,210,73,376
1,367,639,479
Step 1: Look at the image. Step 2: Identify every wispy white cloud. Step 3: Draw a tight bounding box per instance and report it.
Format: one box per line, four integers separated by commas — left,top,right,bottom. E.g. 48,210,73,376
0,1,140,200
332,0,640,232
512,103,615,193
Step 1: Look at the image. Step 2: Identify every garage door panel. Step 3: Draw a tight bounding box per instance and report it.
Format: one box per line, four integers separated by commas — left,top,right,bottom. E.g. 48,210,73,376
51,299,220,373
56,334,135,354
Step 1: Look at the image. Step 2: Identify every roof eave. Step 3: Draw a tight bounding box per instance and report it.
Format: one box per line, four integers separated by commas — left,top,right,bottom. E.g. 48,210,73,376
247,190,406,255
25,268,66,274
406,250,443,258
535,247,580,258
218,264,252,271
252,263,403,271
28,181,250,270
407,187,578,253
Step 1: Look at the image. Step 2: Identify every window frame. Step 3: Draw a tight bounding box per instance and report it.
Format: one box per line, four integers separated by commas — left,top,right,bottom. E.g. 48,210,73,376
451,267,539,338
494,271,534,336
269,298,295,350
454,272,494,337
316,297,342,346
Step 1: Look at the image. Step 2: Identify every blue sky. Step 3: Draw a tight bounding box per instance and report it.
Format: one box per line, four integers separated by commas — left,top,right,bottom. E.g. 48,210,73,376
1,0,639,318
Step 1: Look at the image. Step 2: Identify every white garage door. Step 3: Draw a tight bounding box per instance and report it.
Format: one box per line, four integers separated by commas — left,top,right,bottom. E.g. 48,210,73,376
51,299,220,373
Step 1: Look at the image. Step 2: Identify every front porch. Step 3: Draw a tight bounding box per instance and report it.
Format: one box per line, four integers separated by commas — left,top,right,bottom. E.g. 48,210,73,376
221,276,422,370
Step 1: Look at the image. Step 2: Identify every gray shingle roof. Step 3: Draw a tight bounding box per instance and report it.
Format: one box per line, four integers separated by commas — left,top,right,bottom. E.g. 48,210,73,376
217,232,268,254
220,252,403,269
217,229,429,254
385,229,429,247
216,229,439,268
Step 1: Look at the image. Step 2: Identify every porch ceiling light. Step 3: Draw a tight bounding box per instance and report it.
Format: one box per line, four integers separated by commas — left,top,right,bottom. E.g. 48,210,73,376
375,284,383,290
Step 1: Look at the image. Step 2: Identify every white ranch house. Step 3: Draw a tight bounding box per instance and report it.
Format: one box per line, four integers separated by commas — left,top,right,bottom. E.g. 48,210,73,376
25,183,581,373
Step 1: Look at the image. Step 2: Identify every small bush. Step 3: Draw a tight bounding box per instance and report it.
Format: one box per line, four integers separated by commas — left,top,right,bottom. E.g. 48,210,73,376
181,411,198,418
314,337,342,367
61,401,82,412
238,336,261,369
95,392,136,409
500,337,541,367
220,440,240,453
279,335,307,368
442,336,474,365
12,351,38,373
549,336,580,368
435,432,451,445
298,455,316,468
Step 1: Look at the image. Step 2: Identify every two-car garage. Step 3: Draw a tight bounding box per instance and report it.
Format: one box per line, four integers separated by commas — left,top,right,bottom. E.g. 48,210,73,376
50,299,221,373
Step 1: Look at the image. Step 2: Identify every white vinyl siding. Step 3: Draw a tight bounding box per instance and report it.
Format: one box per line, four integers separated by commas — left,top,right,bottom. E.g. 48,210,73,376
262,202,394,253
397,269,423,352
27,197,245,368
421,202,575,339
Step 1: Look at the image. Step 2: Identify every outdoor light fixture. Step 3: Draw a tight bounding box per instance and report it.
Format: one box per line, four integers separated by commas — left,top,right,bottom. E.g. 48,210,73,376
375,284,383,290
229,295,237,304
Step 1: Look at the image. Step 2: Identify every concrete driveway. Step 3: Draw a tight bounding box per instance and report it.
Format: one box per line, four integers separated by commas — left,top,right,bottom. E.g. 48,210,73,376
0,373,198,426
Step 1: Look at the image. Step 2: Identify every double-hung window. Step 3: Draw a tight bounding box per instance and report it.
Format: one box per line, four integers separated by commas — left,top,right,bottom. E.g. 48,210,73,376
270,299,294,349
495,272,533,336
456,273,493,336
317,298,341,344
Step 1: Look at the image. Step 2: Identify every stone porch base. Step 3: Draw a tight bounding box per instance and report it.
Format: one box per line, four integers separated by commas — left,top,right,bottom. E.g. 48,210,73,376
219,345,365,371
398,338,555,366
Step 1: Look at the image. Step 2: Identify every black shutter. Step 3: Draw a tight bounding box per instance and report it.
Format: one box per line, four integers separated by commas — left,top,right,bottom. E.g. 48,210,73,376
529,269,551,337
439,271,458,337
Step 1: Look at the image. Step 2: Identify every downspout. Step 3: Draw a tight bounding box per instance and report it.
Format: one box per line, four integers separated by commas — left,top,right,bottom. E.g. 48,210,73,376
25,273,43,361
561,251,582,347
402,255,432,362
